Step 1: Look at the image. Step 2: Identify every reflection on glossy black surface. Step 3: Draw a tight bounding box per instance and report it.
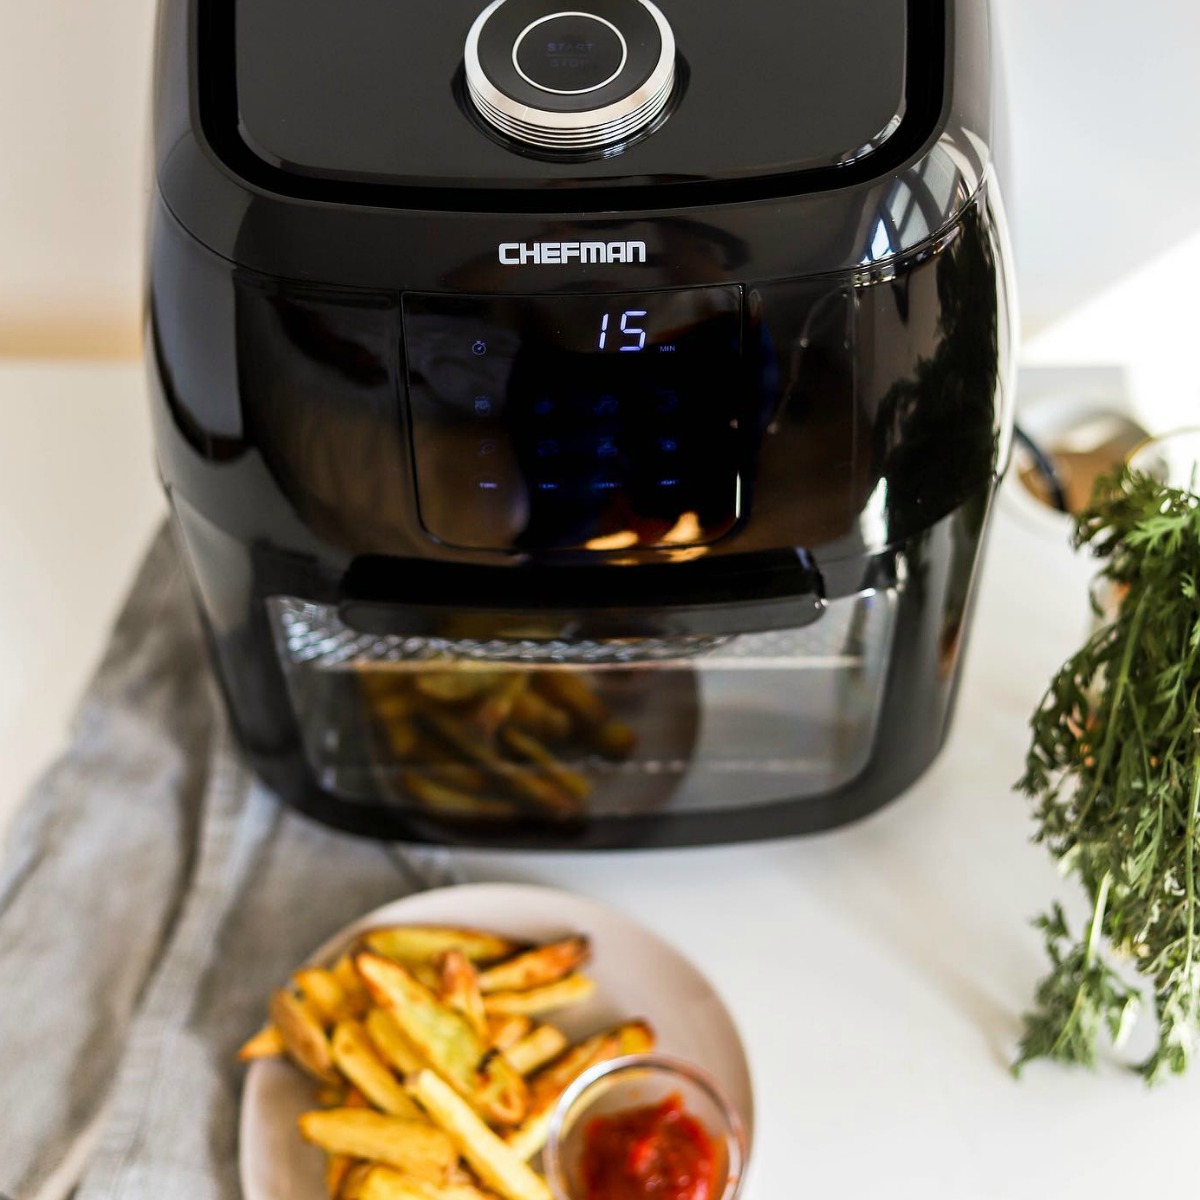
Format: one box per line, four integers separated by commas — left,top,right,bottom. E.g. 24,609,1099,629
403,289,742,551
871,204,1002,543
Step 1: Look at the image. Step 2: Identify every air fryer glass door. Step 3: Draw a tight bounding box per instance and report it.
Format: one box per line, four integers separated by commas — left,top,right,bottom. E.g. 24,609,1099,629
266,589,896,827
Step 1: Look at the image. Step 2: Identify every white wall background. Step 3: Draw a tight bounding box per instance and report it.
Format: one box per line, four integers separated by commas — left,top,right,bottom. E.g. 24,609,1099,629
993,0,1200,331
0,0,156,357
1,0,1199,355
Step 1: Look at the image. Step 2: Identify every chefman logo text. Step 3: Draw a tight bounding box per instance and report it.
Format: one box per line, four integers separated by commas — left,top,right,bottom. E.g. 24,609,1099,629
498,241,647,266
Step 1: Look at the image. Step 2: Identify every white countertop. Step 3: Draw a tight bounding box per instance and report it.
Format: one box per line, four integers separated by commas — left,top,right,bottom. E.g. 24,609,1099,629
3,359,1200,1198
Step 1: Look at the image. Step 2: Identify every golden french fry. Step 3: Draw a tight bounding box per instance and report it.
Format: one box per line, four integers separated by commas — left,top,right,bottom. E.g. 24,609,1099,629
408,1070,552,1200
486,1015,533,1053
363,927,521,967
482,974,596,1017
341,1163,501,1200
424,763,489,794
238,1024,285,1062
389,729,454,774
316,1083,348,1108
356,953,529,1126
510,691,571,744
531,673,608,727
502,1113,554,1164
381,719,421,761
271,989,339,1084
465,1038,536,1129
366,1008,427,1078
424,714,578,816
412,963,443,992
402,772,520,821
589,719,637,762
415,671,507,704
341,1163,375,1199
298,1109,456,1181
438,950,489,1040
297,968,359,1026
359,673,413,703
468,673,529,740
400,729,484,777
333,954,374,1015
497,727,592,803
506,1021,655,1161
477,937,591,995
526,1030,617,1107
326,1153,355,1198
503,1025,568,1077
530,675,637,760
331,1020,424,1119
614,1019,653,1056
372,691,420,722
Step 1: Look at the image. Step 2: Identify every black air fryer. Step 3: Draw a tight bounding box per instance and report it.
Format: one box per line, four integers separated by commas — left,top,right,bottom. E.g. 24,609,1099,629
148,0,1015,848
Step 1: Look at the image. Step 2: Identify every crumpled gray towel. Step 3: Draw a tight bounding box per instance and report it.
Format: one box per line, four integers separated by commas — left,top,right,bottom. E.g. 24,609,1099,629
0,526,460,1200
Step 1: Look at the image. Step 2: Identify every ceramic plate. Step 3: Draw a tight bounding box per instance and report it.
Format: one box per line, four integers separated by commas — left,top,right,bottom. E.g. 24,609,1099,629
239,882,754,1200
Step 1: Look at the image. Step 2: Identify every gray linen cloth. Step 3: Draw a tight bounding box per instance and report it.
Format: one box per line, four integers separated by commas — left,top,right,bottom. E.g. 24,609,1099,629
0,527,461,1200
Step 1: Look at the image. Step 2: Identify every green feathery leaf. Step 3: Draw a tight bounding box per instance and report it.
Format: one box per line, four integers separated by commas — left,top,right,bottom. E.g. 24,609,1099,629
1017,466,1200,1081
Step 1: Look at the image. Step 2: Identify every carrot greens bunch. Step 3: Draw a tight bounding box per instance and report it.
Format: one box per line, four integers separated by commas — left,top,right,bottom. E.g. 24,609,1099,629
1017,467,1200,1082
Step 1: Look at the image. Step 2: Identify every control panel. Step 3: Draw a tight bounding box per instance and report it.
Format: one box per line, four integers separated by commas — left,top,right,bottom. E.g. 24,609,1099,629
402,287,743,552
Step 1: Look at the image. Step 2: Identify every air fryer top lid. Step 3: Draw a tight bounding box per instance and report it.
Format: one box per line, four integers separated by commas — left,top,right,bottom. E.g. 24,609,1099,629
222,0,922,193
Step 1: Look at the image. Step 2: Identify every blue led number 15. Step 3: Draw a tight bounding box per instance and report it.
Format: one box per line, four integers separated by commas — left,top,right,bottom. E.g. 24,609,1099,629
598,310,648,352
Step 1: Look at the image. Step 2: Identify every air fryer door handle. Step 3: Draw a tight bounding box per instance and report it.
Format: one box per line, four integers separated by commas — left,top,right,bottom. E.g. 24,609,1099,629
338,552,826,642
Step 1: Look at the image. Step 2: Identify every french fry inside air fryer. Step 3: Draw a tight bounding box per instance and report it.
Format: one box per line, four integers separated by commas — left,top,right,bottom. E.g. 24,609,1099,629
239,923,656,1200
358,668,638,818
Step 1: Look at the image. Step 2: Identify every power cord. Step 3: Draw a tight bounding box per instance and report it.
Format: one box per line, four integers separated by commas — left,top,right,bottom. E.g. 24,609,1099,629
1013,422,1070,514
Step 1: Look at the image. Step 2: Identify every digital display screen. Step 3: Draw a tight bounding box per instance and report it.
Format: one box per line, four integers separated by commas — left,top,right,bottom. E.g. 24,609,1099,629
402,287,744,553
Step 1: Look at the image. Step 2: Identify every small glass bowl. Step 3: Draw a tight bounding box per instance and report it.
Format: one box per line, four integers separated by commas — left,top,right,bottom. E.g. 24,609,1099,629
543,1054,748,1200
1127,426,1200,492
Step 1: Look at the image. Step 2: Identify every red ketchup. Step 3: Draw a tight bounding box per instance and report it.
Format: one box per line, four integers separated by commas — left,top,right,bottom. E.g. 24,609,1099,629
580,1093,719,1200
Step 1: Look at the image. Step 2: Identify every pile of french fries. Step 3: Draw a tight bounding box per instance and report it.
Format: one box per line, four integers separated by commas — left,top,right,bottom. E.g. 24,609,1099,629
359,669,638,822
240,924,655,1200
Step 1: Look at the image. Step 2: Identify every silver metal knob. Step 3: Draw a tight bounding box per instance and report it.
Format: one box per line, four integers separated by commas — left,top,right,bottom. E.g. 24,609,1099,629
464,0,677,152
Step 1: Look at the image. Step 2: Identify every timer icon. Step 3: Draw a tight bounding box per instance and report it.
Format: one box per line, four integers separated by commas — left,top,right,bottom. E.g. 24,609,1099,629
472,340,488,356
